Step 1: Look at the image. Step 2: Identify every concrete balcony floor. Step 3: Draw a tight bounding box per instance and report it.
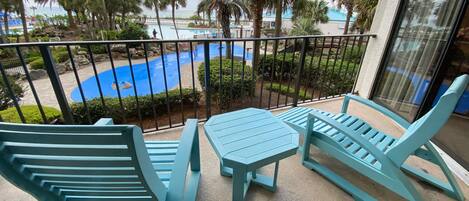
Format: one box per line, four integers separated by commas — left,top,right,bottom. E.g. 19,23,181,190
1,98,468,201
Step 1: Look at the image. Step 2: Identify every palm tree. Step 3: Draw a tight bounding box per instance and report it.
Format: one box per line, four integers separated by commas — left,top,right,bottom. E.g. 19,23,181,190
246,0,266,67
58,0,77,28
289,17,322,36
1,0,13,36
293,0,328,24
354,0,377,32
334,0,356,34
144,0,164,39
197,0,250,57
160,0,186,39
15,0,29,41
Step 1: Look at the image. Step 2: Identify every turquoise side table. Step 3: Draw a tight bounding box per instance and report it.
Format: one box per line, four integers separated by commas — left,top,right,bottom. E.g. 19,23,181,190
204,108,299,201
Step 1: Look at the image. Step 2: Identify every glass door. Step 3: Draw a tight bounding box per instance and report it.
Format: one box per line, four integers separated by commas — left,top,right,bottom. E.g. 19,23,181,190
372,0,465,121
432,6,469,169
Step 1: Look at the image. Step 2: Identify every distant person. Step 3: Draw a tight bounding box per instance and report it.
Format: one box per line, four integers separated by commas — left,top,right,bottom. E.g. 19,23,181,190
153,29,158,39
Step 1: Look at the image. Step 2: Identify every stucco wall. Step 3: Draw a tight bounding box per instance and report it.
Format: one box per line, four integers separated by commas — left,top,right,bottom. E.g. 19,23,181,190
355,0,403,98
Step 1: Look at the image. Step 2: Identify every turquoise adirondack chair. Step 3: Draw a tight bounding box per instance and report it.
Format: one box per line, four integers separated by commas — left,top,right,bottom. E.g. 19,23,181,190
277,74,469,201
0,118,201,201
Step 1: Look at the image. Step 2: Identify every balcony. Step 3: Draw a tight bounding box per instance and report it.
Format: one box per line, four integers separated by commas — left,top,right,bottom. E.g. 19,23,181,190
0,35,468,200
1,98,468,200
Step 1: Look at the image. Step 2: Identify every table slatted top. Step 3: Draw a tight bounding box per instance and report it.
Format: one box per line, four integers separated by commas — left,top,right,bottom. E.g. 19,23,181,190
204,108,299,167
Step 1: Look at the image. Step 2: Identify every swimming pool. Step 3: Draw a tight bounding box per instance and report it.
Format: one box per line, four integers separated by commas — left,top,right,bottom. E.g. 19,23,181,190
70,43,252,102
147,24,218,40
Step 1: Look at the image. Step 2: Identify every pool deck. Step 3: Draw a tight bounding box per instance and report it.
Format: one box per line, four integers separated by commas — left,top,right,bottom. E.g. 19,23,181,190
1,98,468,201
20,41,253,109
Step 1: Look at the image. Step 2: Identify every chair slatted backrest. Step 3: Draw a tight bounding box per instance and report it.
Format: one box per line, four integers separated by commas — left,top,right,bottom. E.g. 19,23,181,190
386,74,469,165
0,122,167,201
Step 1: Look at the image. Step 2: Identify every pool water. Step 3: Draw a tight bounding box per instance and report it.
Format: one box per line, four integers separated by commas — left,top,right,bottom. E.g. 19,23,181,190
71,43,252,102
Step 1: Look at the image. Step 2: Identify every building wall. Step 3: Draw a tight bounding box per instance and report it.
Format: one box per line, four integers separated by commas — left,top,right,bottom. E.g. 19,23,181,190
317,21,347,35
354,0,403,98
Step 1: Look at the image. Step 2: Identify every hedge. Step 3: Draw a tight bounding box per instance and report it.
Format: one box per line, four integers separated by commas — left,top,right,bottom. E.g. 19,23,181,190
71,88,201,124
0,75,24,110
0,105,62,124
258,53,359,97
198,58,255,109
54,51,70,63
29,58,45,70
264,82,312,100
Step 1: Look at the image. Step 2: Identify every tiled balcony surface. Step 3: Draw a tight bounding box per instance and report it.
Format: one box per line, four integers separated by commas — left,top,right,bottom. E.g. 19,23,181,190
1,98,468,201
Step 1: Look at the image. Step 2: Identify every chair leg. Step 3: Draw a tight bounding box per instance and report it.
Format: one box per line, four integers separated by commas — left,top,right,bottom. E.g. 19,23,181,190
301,133,376,201
391,168,424,201
402,143,464,200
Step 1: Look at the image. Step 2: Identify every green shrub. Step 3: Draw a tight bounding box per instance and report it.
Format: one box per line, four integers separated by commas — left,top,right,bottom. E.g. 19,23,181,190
29,58,45,70
198,58,255,109
118,22,149,47
259,53,359,97
342,45,366,64
71,88,201,124
90,45,108,54
265,83,312,100
188,22,196,27
0,105,62,124
0,76,24,110
53,51,70,63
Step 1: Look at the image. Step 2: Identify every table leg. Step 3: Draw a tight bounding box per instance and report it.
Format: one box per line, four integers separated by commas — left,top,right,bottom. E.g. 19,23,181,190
220,162,232,177
251,161,280,192
232,168,247,201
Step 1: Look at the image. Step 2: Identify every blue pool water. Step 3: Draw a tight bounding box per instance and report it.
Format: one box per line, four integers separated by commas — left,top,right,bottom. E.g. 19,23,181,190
71,43,252,102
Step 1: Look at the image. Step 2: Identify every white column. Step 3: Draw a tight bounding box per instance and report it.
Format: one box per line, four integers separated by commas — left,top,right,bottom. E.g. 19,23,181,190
355,0,403,98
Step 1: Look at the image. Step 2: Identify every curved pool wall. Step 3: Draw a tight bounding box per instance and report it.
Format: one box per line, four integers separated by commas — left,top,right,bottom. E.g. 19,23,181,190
71,43,252,102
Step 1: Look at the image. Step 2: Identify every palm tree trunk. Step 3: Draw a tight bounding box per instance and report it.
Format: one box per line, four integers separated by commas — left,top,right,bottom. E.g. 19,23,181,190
207,11,212,26
171,2,179,39
343,10,353,34
3,10,9,36
0,20,5,43
66,9,76,28
220,8,231,58
108,12,114,30
154,2,164,39
17,0,29,42
251,0,265,68
273,0,282,53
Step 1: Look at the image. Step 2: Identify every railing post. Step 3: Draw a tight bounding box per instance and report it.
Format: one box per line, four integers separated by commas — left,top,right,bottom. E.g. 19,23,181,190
39,45,75,124
292,38,309,107
203,41,211,118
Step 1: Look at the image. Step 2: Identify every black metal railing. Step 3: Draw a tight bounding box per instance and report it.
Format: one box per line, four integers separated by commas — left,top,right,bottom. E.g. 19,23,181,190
0,34,375,132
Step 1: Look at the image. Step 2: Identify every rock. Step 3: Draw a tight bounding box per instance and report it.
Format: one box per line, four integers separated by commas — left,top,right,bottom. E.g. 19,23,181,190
77,51,88,55
131,50,145,59
150,46,159,53
94,54,108,62
129,48,137,55
147,51,155,57
110,52,121,59
56,63,67,74
111,45,127,53
165,44,176,52
74,55,90,66
29,69,47,80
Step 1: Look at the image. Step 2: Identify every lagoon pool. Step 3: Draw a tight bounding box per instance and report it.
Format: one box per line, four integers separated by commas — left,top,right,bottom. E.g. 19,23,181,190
71,43,252,102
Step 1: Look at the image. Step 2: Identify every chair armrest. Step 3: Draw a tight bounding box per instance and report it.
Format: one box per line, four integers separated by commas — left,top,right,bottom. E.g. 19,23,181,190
341,94,410,129
308,111,392,167
94,118,114,125
167,119,200,200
